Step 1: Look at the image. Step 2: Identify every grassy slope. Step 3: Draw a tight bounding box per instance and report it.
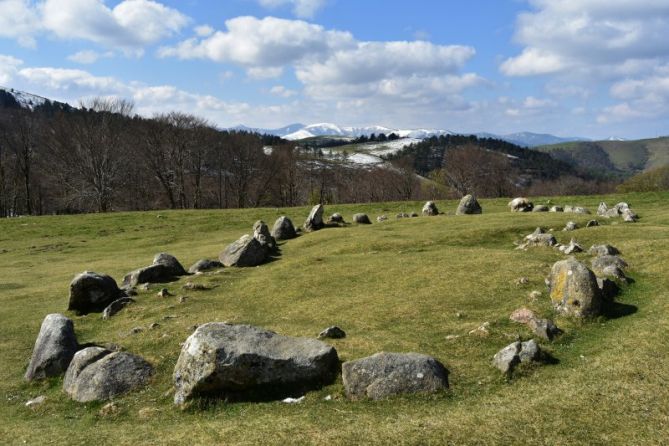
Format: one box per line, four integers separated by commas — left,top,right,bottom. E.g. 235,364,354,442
537,137,669,173
1,193,668,445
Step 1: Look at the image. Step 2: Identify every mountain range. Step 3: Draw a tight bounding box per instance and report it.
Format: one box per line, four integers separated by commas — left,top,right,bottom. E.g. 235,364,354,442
231,122,589,147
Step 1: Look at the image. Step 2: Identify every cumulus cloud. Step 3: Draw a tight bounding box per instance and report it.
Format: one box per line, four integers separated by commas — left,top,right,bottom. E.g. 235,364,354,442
501,0,669,77
67,50,114,64
0,0,189,51
257,0,328,18
0,55,24,84
598,66,669,123
270,85,298,98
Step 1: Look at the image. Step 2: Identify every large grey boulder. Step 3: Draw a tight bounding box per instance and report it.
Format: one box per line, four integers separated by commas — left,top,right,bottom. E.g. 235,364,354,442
455,195,482,215
342,352,448,400
353,213,372,224
549,258,602,317
271,216,297,240
508,197,533,212
219,234,267,267
25,314,78,381
327,213,345,224
173,323,339,404
153,253,187,276
68,271,124,314
492,340,541,374
588,244,620,257
532,205,549,212
304,204,325,232
422,201,439,216
188,259,224,274
622,208,638,222
253,220,277,252
101,297,135,320
64,347,153,402
549,205,564,212
123,253,188,288
591,255,628,281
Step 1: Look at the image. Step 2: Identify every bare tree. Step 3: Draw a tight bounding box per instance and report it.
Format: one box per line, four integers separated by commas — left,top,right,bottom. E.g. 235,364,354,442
441,144,515,197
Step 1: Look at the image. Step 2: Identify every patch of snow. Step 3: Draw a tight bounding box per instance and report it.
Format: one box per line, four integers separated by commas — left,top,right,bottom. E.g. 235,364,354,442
347,153,383,165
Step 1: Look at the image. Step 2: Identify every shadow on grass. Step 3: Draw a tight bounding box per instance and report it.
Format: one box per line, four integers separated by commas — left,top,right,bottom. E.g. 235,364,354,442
603,301,638,319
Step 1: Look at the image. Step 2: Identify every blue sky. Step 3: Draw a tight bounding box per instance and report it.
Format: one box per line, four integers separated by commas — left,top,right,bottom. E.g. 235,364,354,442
1,0,668,139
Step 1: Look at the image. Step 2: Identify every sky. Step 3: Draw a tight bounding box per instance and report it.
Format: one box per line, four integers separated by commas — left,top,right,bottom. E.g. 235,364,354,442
0,0,668,139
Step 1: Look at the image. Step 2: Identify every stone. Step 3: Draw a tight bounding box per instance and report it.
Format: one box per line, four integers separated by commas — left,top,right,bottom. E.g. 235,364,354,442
515,277,530,286
253,220,277,252
219,234,267,267
422,201,439,216
588,244,620,257
376,215,388,222
318,326,346,339
591,255,628,276
586,220,599,228
353,213,372,224
409,212,419,218
509,308,537,324
529,290,542,301
508,197,533,212
342,352,449,400
549,206,564,212
182,282,210,291
564,205,575,213
396,212,409,219
173,323,339,404
25,314,78,381
188,259,223,274
157,288,171,298
68,272,124,314
25,395,46,409
98,402,118,417
563,238,583,255
563,221,578,231
622,208,638,222
572,207,590,214
328,213,344,224
64,347,153,402
455,194,482,215
271,216,298,240
123,264,178,288
469,322,491,337
549,258,602,317
597,277,620,301
304,204,325,232
492,340,541,374
527,318,562,341
153,253,187,277
532,205,549,212
101,297,135,320
519,228,557,249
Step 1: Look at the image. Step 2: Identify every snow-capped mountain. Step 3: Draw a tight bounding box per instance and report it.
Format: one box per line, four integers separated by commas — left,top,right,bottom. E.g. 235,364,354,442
477,132,589,147
0,86,71,111
234,122,455,140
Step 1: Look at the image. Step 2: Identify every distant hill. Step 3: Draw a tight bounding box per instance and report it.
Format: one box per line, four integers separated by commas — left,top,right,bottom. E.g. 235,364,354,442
0,86,72,113
536,137,669,178
477,132,589,147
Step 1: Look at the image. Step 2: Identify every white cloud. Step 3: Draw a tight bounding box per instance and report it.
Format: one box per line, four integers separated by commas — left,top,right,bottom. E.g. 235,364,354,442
18,67,127,92
194,25,214,37
0,54,24,84
257,0,328,18
158,16,354,67
502,0,669,77
598,66,669,123
270,85,297,98
67,50,114,64
0,0,189,51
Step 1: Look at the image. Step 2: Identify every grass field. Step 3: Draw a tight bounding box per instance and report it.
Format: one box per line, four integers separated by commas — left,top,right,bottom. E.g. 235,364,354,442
1,192,668,445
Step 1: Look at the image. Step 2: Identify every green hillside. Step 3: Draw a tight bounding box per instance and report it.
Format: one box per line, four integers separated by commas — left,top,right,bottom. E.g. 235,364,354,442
537,137,669,177
2,193,669,444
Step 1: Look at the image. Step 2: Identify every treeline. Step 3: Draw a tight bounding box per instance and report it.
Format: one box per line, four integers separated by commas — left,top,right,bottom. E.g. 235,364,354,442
0,99,429,217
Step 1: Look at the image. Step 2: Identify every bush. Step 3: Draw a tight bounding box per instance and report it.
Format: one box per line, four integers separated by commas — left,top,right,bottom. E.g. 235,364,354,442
617,166,669,193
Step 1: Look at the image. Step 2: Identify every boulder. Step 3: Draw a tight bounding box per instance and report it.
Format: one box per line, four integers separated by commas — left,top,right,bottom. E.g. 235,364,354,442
591,255,628,281
271,216,297,240
532,205,549,212
588,244,620,257
586,220,599,228
153,253,187,277
219,234,267,267
318,326,346,339
519,227,557,249
396,212,409,219
328,213,344,224
188,259,224,274
622,208,638,222
455,194,482,215
101,297,135,320
376,215,388,222
409,212,419,218
253,220,277,252
549,258,602,317
549,206,564,212
304,204,325,232
68,271,124,314
492,340,541,374
509,308,537,324
597,202,609,216
122,263,176,288
564,205,575,213
25,314,78,381
342,352,449,400
527,318,562,341
422,201,439,216
173,323,339,404
563,221,578,231
64,347,153,402
353,213,372,224
562,238,583,255
508,197,533,212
